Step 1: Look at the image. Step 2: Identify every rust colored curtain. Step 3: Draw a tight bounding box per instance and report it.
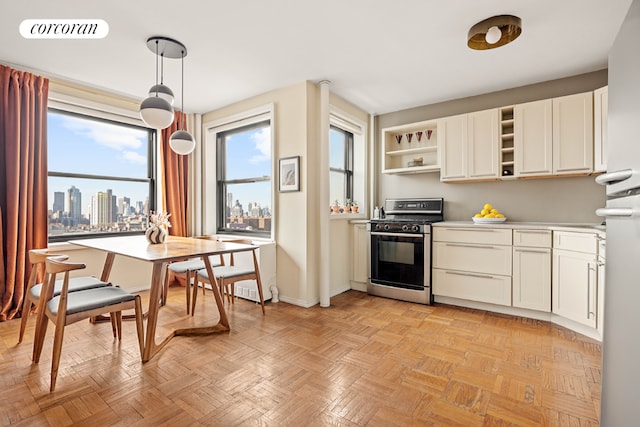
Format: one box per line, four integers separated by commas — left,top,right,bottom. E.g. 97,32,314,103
160,111,189,237
0,65,49,321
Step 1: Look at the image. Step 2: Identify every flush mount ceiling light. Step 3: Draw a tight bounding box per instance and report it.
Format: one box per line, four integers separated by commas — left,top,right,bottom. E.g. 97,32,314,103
169,43,195,155
467,15,522,50
139,36,185,129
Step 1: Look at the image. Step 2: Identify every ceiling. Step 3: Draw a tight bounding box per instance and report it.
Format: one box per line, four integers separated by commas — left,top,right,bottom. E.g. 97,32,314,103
0,0,632,115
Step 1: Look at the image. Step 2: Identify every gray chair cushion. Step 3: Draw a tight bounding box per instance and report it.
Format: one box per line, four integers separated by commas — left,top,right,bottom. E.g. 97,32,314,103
197,265,255,280
30,276,110,299
47,286,136,316
168,257,222,274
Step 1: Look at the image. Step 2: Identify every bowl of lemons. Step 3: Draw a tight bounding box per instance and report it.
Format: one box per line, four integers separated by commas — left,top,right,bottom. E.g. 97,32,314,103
472,203,506,223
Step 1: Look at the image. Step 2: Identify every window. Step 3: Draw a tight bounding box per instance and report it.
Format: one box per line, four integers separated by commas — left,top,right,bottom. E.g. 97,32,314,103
216,120,272,236
48,109,155,241
330,125,354,206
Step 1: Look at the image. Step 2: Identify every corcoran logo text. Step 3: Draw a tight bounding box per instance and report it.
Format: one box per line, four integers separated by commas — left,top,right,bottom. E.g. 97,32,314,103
20,19,109,39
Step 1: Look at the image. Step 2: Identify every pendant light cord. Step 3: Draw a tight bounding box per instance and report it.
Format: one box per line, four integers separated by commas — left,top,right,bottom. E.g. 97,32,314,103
154,40,159,97
181,50,185,131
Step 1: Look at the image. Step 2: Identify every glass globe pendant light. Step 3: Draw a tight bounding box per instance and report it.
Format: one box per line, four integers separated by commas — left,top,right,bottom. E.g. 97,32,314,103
139,37,178,129
169,47,195,155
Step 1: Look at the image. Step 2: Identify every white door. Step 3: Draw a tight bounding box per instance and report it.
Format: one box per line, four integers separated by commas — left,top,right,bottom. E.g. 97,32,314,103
468,108,500,179
512,247,551,311
439,114,468,181
514,99,553,177
552,92,594,174
552,248,597,328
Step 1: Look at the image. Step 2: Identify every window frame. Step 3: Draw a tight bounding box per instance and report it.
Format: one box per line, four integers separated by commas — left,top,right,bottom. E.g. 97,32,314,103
329,124,355,203
215,119,272,237
47,107,156,243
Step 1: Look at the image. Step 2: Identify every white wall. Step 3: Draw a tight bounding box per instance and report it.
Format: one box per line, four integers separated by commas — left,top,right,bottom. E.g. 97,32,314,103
200,81,370,307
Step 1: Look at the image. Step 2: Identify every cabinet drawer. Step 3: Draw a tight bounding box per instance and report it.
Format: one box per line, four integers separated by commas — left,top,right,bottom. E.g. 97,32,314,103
553,231,597,254
433,268,511,306
433,241,512,276
513,229,552,247
433,227,512,245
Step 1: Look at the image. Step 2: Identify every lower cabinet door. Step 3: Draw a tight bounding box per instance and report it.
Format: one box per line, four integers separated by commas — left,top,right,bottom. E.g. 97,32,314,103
552,249,597,328
512,247,551,312
433,268,511,306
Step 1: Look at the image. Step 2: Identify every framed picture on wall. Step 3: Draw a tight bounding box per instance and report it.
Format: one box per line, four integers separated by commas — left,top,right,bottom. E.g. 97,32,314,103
279,156,300,192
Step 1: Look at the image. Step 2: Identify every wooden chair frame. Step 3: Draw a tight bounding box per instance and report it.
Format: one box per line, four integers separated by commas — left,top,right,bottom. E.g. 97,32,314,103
32,258,144,392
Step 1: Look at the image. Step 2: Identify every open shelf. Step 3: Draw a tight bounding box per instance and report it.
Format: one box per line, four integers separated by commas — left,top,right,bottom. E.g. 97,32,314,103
499,106,515,178
382,119,440,174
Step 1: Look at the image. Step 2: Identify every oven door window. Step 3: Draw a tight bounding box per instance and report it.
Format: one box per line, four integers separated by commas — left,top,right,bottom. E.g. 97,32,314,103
371,234,424,289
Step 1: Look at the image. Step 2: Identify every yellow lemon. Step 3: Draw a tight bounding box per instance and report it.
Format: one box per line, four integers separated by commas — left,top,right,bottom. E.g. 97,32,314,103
481,209,489,215
490,208,499,214
483,203,493,211
485,213,496,218
474,213,483,218
496,213,505,218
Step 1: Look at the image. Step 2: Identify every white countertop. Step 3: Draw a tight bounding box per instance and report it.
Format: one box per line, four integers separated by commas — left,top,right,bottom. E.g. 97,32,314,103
433,221,606,234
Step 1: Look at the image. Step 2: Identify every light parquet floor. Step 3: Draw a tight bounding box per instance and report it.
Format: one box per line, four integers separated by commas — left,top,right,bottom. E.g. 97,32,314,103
0,288,601,426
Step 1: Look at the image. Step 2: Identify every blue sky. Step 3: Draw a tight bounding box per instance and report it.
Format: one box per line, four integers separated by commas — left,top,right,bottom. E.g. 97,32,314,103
48,111,150,215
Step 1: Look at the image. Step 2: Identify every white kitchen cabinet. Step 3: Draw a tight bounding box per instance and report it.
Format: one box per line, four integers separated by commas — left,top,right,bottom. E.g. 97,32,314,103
351,223,369,285
433,226,512,306
594,86,608,172
512,230,551,312
552,231,598,328
552,92,594,175
467,108,500,179
439,114,468,181
381,119,439,174
514,99,553,177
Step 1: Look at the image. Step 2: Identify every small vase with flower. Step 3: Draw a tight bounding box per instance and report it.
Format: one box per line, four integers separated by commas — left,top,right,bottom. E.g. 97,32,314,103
146,210,171,244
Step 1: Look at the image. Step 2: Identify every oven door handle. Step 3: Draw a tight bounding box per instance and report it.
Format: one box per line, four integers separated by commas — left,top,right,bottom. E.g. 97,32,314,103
370,232,423,238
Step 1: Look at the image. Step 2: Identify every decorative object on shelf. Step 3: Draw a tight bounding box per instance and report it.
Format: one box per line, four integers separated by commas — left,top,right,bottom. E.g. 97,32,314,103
408,157,424,167
406,133,413,143
140,37,186,129
351,201,359,214
169,39,196,155
467,15,522,50
279,156,300,192
146,210,171,244
415,131,423,142
331,200,340,214
427,129,433,140
395,134,402,144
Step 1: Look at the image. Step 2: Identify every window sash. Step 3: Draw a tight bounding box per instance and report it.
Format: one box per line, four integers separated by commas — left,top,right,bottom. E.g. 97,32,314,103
216,120,271,236
47,108,156,242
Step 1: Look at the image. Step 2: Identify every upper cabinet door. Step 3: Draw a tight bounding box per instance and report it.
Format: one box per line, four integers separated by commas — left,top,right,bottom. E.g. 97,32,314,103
552,92,594,175
468,108,500,180
594,86,608,173
439,114,468,181
514,99,553,177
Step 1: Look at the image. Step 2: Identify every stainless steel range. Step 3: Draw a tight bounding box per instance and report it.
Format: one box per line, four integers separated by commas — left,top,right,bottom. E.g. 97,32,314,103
368,198,444,304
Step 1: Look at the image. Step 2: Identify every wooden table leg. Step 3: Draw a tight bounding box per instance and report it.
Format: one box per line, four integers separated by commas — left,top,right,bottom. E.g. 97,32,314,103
142,262,168,362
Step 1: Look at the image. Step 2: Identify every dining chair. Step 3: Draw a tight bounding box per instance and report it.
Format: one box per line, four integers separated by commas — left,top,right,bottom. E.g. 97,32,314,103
192,239,265,315
19,249,111,343
162,236,225,314
32,257,145,392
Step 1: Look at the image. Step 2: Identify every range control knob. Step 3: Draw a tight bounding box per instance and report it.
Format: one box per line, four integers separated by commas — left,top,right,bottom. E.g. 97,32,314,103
375,223,383,231
383,224,390,231
402,224,409,232
412,225,421,233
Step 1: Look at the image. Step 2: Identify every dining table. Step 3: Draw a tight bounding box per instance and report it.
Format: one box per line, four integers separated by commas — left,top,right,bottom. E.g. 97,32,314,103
69,235,258,362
